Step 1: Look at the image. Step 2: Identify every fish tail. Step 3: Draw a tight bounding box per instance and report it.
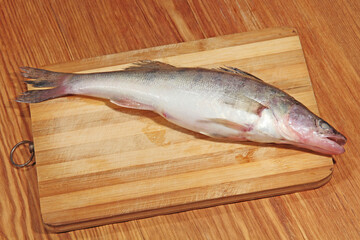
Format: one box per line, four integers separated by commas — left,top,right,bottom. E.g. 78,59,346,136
16,88,67,103
17,67,72,103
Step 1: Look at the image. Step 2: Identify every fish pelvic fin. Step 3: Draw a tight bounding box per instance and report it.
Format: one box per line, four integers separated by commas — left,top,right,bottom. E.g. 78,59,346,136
110,98,154,111
217,66,264,82
17,67,72,103
123,60,177,71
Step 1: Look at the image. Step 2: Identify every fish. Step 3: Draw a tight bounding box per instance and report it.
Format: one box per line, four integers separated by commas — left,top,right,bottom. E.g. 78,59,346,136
16,60,347,155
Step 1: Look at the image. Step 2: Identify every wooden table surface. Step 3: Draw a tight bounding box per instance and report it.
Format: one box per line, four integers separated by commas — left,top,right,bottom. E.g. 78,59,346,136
1,1,359,239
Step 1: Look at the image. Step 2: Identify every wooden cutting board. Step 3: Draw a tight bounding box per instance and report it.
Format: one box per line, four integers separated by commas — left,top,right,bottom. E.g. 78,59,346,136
30,28,333,232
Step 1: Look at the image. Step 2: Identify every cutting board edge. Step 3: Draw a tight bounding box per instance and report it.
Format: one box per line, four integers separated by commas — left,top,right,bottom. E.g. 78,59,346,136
42,169,332,232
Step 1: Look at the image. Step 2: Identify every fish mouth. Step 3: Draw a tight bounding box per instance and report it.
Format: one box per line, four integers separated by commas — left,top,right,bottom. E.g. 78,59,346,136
292,133,347,155
326,135,347,147
312,134,347,155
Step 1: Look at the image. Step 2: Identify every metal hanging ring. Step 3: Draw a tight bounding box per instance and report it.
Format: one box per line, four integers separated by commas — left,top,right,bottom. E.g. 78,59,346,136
10,140,35,168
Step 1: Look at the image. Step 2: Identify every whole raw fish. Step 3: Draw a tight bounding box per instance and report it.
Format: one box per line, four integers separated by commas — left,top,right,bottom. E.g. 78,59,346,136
17,60,346,155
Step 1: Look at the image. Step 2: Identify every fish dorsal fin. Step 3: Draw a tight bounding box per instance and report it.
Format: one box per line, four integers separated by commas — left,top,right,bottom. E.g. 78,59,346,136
124,60,177,71
217,66,264,82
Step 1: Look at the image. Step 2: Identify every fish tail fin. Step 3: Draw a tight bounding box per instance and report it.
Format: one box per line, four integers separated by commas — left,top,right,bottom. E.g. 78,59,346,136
16,88,67,103
17,67,72,103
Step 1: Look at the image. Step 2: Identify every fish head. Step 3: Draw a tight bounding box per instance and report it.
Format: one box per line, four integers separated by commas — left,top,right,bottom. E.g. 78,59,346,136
284,104,346,155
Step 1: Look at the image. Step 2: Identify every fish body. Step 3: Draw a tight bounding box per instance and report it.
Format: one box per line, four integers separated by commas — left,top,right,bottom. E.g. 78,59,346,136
17,61,346,155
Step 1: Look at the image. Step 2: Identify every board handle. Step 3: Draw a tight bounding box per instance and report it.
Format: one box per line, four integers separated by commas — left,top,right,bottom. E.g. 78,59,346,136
10,140,35,168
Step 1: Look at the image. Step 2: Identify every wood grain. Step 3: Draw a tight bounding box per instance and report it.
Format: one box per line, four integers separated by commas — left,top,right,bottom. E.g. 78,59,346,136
30,28,334,232
1,0,359,239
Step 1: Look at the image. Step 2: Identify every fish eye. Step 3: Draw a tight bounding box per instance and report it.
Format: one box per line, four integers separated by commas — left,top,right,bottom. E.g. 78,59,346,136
318,119,331,130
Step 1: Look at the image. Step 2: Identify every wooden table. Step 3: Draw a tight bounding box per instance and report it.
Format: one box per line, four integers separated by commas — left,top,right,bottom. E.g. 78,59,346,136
1,1,359,239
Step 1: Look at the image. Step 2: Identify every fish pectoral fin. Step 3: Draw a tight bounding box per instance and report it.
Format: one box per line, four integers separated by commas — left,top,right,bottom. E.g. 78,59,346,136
110,98,154,111
217,66,264,82
124,60,177,71
221,95,268,117
199,118,252,132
